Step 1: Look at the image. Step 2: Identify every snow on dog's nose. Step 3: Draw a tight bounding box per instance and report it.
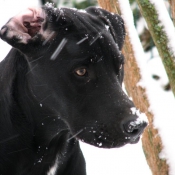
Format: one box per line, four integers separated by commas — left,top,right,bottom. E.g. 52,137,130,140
122,107,148,143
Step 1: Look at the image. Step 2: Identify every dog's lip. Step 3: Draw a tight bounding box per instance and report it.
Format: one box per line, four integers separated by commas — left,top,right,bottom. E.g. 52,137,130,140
82,138,129,148
129,136,140,144
76,130,131,148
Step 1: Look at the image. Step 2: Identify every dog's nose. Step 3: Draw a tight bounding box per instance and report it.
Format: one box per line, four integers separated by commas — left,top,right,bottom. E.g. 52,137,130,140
123,119,147,134
122,118,147,143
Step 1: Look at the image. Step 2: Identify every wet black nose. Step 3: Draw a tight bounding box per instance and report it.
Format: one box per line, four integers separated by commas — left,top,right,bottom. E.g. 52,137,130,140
122,118,148,143
123,120,147,134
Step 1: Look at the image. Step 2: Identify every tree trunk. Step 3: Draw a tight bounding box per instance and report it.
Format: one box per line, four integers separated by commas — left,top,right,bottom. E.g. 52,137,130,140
136,0,175,97
97,0,169,174
169,0,175,25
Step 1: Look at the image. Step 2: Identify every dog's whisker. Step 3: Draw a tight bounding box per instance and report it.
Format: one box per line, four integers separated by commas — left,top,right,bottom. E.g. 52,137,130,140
29,56,44,63
90,32,102,45
0,134,19,144
38,115,61,124
40,94,51,103
25,64,38,75
76,37,88,45
90,34,100,45
97,56,103,63
7,148,28,155
111,141,114,148
34,84,47,87
56,9,63,21
42,31,55,46
51,38,68,60
67,129,83,142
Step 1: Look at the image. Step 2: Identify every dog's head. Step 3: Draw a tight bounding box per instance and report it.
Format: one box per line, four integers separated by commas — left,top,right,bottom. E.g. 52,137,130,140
0,4,147,148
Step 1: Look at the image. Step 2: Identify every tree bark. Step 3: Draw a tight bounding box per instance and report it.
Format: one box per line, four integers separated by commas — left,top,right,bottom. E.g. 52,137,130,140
136,0,175,97
97,0,169,175
169,0,175,25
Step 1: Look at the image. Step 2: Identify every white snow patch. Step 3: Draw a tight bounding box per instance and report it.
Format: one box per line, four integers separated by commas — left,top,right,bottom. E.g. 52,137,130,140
146,56,175,175
130,107,148,124
47,156,58,175
45,2,55,8
80,141,152,175
105,25,110,31
136,17,147,35
98,143,102,147
78,9,87,13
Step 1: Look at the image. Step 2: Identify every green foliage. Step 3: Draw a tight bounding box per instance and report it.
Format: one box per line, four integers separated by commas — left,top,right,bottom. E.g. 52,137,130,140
132,8,141,25
73,0,97,9
40,0,97,8
41,0,53,5
136,0,175,96
129,0,142,28
129,0,136,4
129,0,154,52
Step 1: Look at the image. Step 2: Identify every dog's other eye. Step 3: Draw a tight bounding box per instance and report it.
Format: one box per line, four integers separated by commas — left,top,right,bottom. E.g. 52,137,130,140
75,68,87,76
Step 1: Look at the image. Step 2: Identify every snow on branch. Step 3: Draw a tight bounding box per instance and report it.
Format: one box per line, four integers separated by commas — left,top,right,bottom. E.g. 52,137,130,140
136,0,175,97
149,0,175,55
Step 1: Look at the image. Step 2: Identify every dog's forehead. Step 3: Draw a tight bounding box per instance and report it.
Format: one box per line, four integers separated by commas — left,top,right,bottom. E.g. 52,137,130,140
42,5,122,62
43,5,118,46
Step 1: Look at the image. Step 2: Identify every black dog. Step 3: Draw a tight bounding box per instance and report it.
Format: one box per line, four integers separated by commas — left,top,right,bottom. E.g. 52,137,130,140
0,4,147,175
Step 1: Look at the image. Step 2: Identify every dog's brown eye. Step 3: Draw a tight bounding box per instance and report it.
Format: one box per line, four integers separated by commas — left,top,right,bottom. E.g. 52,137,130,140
75,68,87,76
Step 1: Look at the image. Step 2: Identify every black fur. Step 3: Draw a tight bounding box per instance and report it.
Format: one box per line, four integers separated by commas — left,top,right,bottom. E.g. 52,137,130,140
0,5,147,175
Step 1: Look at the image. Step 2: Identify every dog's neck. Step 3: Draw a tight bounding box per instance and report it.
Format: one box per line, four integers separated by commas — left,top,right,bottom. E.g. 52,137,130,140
1,48,67,146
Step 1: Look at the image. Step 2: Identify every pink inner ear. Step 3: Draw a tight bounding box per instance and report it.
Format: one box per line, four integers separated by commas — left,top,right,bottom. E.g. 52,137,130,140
14,7,45,37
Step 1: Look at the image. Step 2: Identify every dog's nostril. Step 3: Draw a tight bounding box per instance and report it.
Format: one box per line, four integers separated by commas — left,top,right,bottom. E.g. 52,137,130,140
125,122,140,133
123,120,147,135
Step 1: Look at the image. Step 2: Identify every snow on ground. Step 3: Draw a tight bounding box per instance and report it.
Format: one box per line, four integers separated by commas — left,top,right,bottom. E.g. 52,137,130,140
118,0,175,174
1,0,169,175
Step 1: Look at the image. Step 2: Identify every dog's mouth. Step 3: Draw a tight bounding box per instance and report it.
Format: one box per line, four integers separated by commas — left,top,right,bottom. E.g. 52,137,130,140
70,113,148,148
75,129,129,148
71,124,145,149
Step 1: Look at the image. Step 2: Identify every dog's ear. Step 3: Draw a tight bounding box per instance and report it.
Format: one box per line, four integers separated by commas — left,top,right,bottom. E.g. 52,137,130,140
86,7,125,50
